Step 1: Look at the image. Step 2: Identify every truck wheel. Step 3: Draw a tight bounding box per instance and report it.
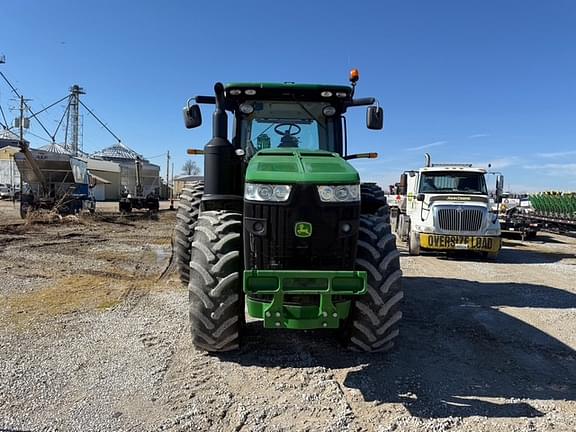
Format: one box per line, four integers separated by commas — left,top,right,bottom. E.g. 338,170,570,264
398,214,410,242
344,214,403,352
408,230,421,256
174,182,204,285
361,183,390,223
20,204,28,219
188,210,243,352
119,200,132,214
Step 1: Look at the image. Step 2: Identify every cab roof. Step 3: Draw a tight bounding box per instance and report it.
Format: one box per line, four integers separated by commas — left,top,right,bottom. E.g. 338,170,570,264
420,166,487,174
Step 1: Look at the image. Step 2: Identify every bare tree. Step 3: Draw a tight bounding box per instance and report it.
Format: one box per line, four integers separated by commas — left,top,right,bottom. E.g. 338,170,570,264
182,160,200,175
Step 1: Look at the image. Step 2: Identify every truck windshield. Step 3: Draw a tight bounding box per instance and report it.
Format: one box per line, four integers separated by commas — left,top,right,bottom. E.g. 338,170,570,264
239,101,338,153
419,172,487,194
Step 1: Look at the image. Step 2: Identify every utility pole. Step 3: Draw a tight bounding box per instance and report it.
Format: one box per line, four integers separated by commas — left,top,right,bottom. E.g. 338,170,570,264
166,150,170,199
19,95,24,144
166,150,170,183
17,96,31,145
170,161,175,210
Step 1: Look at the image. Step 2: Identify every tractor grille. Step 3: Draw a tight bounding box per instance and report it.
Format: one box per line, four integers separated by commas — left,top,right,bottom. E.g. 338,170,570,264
436,206,485,233
243,185,360,270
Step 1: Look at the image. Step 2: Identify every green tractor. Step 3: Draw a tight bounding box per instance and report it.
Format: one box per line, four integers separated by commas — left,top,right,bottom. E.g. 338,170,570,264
175,71,403,352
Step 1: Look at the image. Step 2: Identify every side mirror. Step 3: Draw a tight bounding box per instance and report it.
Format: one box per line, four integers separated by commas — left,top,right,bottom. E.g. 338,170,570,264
366,106,384,130
416,193,425,202
495,174,504,203
399,173,408,195
183,104,202,129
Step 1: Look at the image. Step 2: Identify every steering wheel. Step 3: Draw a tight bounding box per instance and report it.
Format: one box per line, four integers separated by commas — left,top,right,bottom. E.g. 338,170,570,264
274,123,301,148
274,123,301,137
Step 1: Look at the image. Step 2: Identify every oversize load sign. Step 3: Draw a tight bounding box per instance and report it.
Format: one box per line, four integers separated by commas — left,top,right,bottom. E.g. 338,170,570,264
420,234,500,252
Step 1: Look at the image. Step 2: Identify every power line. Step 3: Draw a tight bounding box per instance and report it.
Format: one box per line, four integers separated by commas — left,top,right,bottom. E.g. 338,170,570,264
0,70,54,140
26,130,52,143
146,152,168,159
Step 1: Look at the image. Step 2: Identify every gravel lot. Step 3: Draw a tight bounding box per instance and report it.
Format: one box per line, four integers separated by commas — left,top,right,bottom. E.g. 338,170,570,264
1,200,575,432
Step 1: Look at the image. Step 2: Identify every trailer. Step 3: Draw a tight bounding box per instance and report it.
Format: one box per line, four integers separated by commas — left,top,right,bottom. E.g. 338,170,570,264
118,157,159,213
498,206,540,239
523,192,576,234
14,144,94,218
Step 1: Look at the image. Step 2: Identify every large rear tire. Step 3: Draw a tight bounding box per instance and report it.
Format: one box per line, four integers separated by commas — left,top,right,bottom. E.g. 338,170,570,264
361,183,390,222
174,181,204,285
344,214,403,352
188,210,243,352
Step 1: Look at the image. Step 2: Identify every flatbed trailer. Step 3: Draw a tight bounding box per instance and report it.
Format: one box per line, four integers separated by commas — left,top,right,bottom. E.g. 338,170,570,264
527,192,576,234
498,207,540,240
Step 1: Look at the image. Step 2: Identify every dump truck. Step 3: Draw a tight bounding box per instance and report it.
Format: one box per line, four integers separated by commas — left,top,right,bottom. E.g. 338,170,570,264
174,71,403,352
390,154,502,258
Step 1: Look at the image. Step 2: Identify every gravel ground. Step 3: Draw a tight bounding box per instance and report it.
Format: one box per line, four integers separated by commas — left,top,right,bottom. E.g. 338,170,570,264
1,200,575,432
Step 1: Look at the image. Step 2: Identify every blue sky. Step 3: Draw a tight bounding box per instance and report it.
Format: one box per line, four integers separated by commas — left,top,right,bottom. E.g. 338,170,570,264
1,0,575,192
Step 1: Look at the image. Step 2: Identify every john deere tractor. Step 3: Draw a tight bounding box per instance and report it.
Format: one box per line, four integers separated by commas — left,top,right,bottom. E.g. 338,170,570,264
175,71,403,352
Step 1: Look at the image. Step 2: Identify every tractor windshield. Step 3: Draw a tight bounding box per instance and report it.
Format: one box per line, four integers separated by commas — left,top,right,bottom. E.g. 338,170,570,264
239,101,339,154
419,172,488,195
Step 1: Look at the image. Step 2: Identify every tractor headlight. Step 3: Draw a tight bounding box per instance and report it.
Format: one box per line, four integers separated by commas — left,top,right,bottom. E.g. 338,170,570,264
317,185,360,202
245,183,292,202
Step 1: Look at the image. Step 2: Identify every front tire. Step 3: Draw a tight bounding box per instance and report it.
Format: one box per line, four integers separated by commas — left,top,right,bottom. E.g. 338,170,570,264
174,182,204,285
408,230,421,256
188,210,243,352
344,214,403,352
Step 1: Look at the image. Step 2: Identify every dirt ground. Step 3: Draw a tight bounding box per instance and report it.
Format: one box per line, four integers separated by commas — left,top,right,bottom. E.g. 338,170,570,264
1,199,575,432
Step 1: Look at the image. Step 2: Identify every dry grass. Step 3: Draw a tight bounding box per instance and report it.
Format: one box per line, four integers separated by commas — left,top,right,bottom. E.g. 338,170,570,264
2,273,158,329
148,236,173,246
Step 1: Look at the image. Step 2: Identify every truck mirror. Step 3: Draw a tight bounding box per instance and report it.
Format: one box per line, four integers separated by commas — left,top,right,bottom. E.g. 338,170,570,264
183,104,202,129
399,173,408,195
495,174,504,203
366,106,384,130
416,193,425,202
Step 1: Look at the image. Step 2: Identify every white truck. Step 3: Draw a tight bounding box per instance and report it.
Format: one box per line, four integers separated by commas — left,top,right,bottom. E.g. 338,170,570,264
390,154,503,258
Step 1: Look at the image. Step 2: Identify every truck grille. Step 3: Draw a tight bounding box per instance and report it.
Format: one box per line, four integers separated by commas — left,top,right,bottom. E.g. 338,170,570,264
437,207,484,232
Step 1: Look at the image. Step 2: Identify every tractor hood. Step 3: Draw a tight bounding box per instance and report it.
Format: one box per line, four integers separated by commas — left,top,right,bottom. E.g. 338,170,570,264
245,149,359,184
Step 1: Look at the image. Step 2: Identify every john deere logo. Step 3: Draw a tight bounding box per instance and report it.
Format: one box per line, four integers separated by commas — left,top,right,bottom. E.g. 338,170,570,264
295,222,312,238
